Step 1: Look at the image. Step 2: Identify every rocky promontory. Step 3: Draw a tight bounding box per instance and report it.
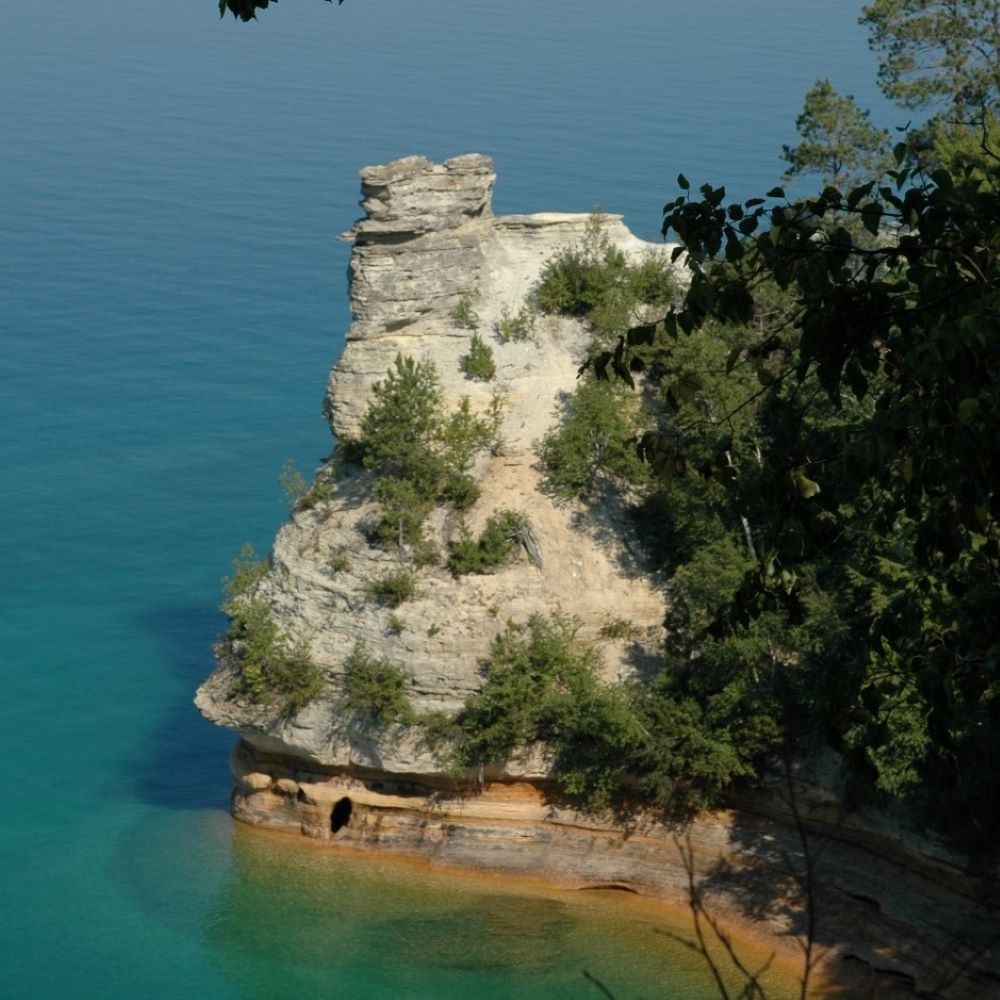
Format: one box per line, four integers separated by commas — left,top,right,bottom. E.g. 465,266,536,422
197,155,998,998
198,153,667,775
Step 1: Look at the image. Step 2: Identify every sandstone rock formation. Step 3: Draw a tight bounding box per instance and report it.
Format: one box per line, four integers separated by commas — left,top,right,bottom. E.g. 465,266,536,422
196,155,998,998
197,153,669,775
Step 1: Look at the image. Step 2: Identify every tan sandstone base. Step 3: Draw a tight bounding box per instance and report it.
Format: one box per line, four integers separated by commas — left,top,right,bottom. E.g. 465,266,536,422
228,739,999,998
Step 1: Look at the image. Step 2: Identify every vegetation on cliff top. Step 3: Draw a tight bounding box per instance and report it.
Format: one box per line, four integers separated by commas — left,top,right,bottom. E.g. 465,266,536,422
534,213,676,338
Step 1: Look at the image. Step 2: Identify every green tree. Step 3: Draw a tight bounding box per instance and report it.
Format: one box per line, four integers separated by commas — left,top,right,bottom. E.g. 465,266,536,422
540,375,650,498
358,354,499,546
781,79,889,190
360,354,446,493
631,138,1000,851
861,0,1000,113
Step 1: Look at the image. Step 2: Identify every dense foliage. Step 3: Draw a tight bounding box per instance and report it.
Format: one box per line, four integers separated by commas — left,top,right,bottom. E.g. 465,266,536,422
342,641,416,725
589,132,1000,851
358,355,501,547
221,545,324,712
447,510,530,575
448,613,778,813
534,214,676,337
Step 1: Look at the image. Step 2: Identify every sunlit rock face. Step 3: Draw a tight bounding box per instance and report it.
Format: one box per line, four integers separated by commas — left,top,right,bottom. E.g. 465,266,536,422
197,153,669,776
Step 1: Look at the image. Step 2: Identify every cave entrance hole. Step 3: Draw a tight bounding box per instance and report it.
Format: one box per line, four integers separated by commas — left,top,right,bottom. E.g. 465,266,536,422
330,796,353,834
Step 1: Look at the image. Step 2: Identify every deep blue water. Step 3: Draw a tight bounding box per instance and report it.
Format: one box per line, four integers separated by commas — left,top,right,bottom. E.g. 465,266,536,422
3,2,897,996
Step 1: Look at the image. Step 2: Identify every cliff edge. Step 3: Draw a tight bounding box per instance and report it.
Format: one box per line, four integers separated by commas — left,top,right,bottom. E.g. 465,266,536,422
197,153,667,774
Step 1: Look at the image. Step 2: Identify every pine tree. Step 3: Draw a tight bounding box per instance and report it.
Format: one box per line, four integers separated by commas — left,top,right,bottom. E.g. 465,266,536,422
861,0,1000,114
781,79,889,190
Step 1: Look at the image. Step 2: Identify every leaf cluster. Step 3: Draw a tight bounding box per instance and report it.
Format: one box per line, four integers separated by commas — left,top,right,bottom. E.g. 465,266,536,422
219,0,341,23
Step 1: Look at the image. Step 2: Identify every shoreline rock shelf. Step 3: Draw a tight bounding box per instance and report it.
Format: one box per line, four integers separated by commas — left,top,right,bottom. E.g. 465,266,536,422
196,155,998,998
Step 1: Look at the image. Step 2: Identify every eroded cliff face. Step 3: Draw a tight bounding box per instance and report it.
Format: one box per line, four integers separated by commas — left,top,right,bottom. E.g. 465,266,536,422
196,156,998,998
197,153,668,775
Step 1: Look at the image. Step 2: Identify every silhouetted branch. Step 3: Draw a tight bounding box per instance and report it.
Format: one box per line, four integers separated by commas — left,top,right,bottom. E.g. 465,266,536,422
582,969,618,999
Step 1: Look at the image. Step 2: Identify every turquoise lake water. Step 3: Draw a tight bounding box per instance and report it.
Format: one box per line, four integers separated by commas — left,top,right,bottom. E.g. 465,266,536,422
3,2,898,996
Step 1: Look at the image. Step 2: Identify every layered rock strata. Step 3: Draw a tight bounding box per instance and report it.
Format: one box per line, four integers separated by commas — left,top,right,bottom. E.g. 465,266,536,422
197,155,998,998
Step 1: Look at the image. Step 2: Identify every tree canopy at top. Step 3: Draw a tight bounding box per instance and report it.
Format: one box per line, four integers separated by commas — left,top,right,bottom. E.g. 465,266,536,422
861,0,1000,112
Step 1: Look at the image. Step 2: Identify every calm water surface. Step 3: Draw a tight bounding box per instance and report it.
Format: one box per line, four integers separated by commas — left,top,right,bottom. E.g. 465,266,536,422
2,2,895,995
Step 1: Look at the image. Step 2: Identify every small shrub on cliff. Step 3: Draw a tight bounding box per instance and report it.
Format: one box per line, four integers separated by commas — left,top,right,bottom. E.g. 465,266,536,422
343,641,416,725
225,599,323,713
449,290,480,331
495,304,536,343
328,548,351,574
222,547,322,713
365,566,418,607
459,332,496,381
223,543,269,602
280,458,333,513
447,510,529,575
599,618,638,640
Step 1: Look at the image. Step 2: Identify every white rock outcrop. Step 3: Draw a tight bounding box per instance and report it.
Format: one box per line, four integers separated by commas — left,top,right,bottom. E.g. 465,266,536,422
197,153,672,775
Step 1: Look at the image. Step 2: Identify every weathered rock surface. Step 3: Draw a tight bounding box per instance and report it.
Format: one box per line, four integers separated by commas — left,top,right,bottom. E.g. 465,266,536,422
196,155,998,998
197,152,669,775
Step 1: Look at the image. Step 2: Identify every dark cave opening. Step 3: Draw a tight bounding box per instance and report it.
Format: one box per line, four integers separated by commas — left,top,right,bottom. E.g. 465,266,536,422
330,796,353,833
